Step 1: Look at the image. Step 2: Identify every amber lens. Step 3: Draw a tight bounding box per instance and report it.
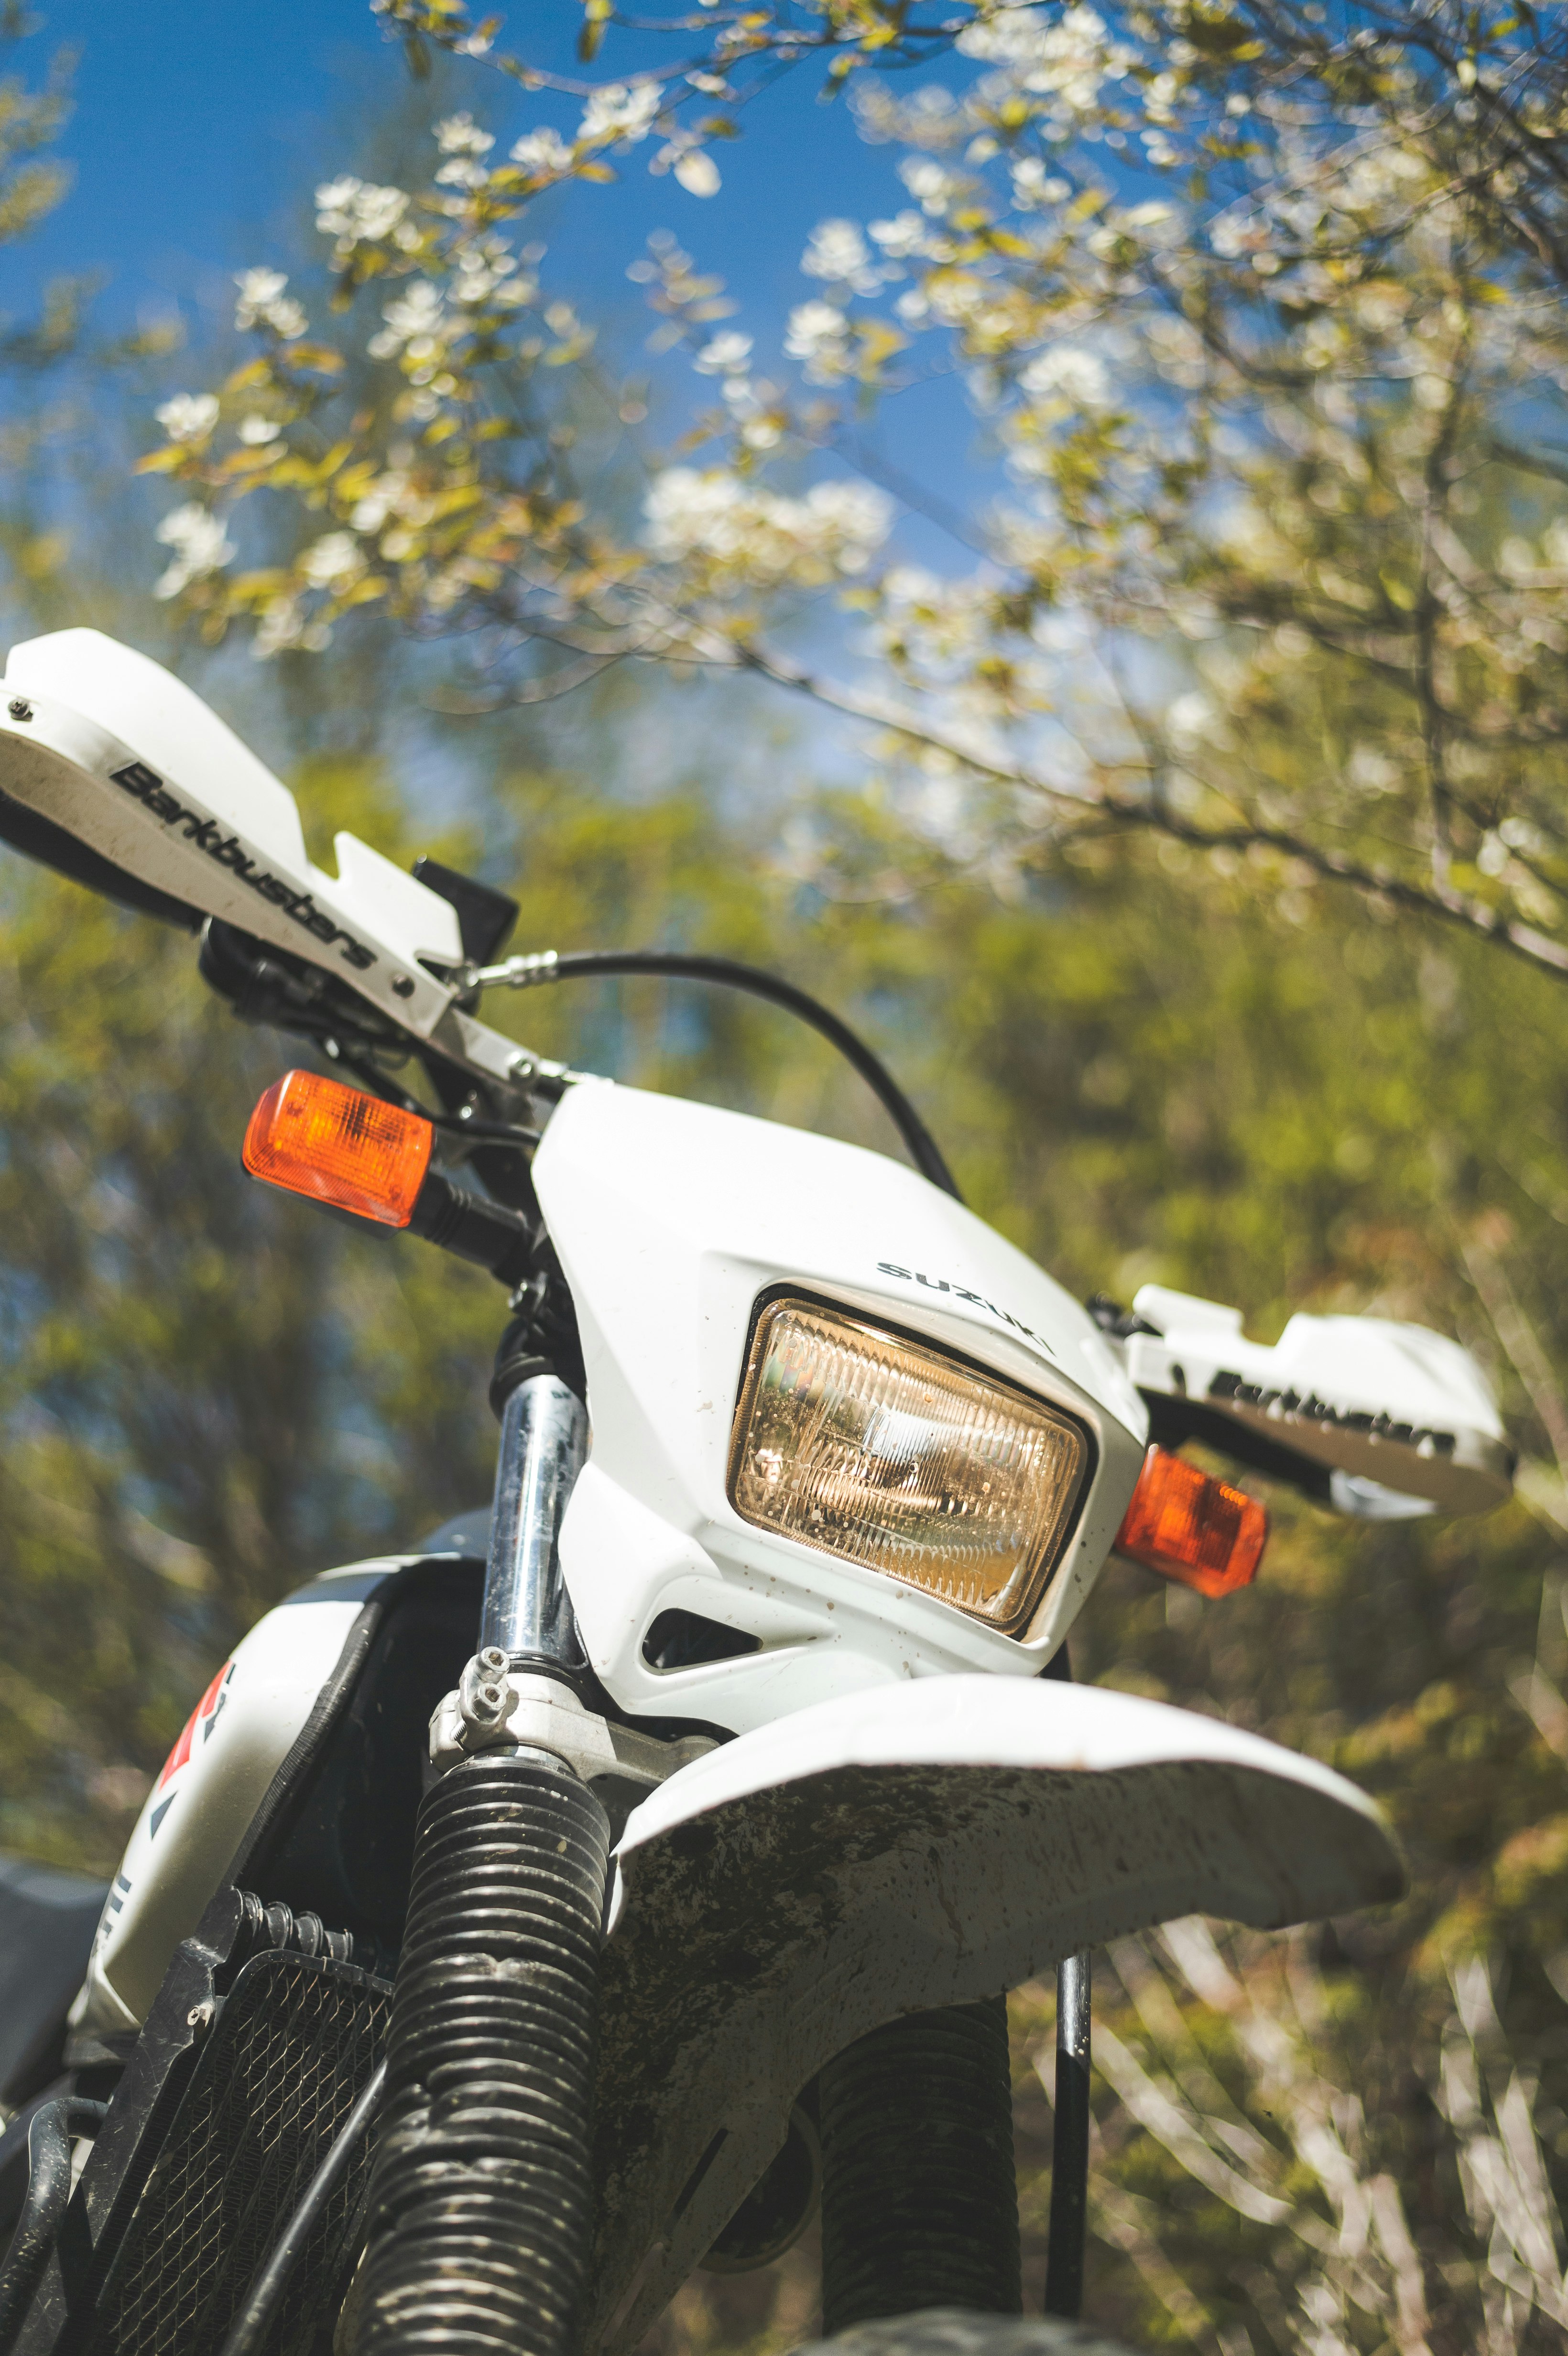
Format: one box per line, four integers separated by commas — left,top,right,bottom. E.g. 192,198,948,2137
242,1069,433,1227
1115,1446,1267,1597
728,1296,1089,1635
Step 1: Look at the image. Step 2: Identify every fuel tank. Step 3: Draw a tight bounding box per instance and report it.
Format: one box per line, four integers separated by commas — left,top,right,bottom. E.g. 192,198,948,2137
70,1560,416,2038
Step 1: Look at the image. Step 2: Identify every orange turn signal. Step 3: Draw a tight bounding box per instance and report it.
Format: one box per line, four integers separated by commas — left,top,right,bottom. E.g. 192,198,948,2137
1115,1445,1267,1598
242,1069,433,1228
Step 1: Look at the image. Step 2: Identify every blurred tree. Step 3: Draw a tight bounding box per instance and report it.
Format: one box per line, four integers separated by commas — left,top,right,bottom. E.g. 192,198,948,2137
0,6,174,621
138,0,1568,993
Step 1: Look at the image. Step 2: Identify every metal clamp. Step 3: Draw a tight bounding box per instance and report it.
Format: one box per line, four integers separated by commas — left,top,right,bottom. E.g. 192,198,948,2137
431,1650,717,1789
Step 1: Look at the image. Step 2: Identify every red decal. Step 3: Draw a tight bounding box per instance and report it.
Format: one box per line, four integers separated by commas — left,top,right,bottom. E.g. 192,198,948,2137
156,1662,232,1791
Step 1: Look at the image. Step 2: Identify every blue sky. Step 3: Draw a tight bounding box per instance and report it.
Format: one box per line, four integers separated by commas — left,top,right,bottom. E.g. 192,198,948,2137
11,0,983,550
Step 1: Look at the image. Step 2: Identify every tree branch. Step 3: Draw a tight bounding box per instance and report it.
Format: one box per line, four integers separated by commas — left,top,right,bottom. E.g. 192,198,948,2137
725,635,1568,982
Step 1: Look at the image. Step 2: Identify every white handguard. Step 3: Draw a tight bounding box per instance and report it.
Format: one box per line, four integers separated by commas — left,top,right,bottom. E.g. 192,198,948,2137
1124,1282,1514,1516
0,628,467,1042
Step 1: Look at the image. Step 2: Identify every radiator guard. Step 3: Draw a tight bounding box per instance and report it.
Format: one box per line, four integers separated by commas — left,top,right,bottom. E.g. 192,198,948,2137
21,1895,389,2356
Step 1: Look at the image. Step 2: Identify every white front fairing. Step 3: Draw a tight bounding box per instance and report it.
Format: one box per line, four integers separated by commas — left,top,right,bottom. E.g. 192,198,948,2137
70,1563,399,2037
537,1080,1149,1734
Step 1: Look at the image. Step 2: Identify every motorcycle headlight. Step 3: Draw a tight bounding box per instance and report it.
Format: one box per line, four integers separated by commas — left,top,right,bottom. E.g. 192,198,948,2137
727,1295,1090,1636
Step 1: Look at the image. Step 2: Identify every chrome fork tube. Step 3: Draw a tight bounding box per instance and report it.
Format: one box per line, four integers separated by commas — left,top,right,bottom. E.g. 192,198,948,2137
479,1372,588,1669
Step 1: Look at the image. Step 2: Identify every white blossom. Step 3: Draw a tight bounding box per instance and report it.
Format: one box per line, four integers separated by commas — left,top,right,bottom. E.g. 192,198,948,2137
958,3,1133,111
233,268,306,338
254,594,331,660
154,502,233,598
1010,158,1069,208
368,281,446,360
1019,345,1110,404
314,177,410,249
644,467,891,586
234,266,286,317
512,128,573,175
349,472,413,534
868,210,930,260
155,393,219,444
1347,745,1400,794
875,566,993,670
674,149,720,197
900,157,961,216
436,157,491,191
695,331,753,375
255,600,299,657
802,219,881,294
298,531,365,589
578,83,662,146
785,299,851,380
435,113,494,156
852,78,962,153
1166,690,1214,747
957,3,1061,64
237,415,281,446
451,238,526,308
1145,313,1205,387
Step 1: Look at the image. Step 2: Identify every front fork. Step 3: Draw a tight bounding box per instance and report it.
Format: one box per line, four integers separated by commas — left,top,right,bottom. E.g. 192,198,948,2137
353,1361,611,2356
356,1350,1090,2356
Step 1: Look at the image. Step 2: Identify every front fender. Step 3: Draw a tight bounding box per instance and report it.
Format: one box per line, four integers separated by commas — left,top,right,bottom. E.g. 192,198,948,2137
588,1675,1401,2352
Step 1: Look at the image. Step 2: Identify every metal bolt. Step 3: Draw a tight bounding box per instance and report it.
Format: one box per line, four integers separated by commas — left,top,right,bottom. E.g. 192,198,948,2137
7,698,32,723
508,1052,536,1082
392,974,415,998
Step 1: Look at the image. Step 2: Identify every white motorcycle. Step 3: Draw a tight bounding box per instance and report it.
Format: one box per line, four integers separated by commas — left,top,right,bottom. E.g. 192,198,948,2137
0,629,1513,2356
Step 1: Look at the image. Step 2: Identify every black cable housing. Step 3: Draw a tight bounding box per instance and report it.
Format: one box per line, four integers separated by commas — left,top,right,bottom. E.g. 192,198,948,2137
217,2060,388,2356
514,950,961,1202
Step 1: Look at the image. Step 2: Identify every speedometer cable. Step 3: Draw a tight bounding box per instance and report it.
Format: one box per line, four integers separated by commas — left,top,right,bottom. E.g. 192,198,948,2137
472,947,962,1203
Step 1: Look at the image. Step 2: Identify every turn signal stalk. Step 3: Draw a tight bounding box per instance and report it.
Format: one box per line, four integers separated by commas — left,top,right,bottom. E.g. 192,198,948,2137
242,1069,535,1284
1115,1445,1267,1598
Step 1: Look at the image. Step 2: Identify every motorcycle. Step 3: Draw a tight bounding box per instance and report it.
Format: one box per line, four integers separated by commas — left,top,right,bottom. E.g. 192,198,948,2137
0,626,1513,2356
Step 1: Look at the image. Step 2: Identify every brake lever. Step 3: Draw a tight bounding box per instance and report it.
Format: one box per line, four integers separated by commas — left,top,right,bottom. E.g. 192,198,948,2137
201,916,577,1158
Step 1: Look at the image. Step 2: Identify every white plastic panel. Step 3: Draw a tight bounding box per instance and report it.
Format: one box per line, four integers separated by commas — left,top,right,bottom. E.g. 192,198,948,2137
0,631,464,1036
1126,1283,1512,1513
588,1673,1402,2350
538,1080,1149,1732
7,629,311,870
71,1563,399,2033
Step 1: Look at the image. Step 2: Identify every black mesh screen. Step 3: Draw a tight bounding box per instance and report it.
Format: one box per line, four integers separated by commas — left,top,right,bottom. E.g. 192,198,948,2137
84,1949,389,2356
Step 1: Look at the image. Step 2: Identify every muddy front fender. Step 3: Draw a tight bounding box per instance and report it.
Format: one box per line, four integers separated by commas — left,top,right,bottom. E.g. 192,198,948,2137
588,1676,1402,2353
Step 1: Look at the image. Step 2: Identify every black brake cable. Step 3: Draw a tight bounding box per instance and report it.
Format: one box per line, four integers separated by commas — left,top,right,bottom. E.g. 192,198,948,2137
216,2059,387,2356
471,948,962,1202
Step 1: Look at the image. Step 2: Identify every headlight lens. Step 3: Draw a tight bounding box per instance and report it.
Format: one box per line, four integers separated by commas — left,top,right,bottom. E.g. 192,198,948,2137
727,1295,1090,1635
